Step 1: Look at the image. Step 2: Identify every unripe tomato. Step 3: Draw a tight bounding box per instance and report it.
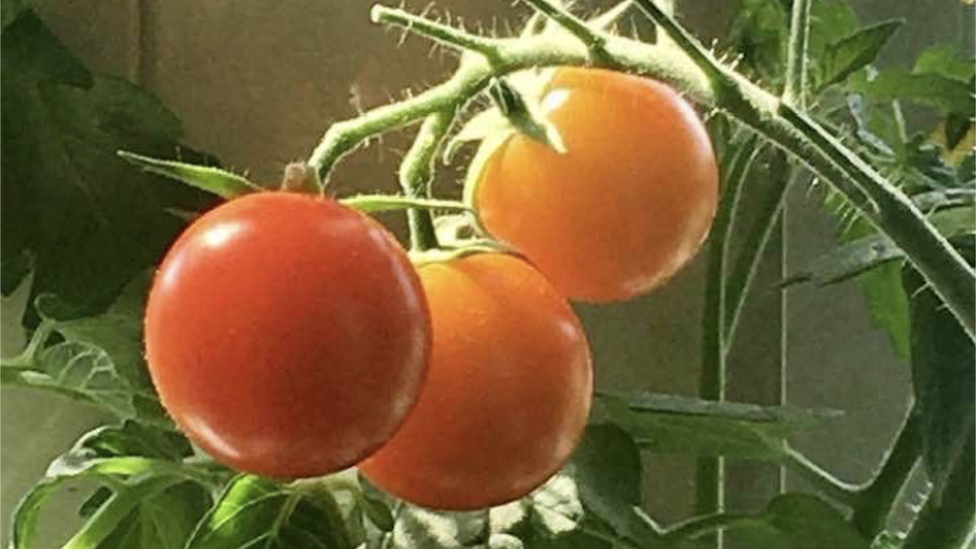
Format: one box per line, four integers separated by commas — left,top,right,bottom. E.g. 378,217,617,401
145,191,430,478
359,253,592,510
474,68,719,303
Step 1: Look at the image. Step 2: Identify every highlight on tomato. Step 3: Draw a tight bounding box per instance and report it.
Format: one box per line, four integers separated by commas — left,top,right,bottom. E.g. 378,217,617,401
473,67,720,303
144,191,431,478
359,252,593,510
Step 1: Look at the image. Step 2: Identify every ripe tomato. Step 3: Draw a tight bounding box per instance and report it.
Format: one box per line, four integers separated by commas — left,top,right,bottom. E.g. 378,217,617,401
145,191,430,478
474,67,719,303
359,253,592,510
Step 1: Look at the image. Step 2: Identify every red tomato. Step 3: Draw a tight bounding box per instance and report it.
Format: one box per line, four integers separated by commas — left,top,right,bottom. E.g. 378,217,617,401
474,68,719,303
359,253,592,510
145,191,430,478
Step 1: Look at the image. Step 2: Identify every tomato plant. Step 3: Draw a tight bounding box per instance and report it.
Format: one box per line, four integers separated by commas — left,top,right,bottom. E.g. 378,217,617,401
2,1,974,549
474,68,719,303
360,252,592,510
145,191,430,478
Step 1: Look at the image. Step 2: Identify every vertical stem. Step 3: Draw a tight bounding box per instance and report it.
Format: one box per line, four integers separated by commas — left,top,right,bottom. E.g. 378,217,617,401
783,0,811,108
398,109,457,251
696,138,761,547
853,406,924,539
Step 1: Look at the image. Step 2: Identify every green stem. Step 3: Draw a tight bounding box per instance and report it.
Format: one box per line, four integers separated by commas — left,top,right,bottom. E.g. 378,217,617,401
852,406,923,538
518,0,608,56
399,109,457,251
309,3,974,339
723,151,793,343
695,136,761,545
901,433,975,549
369,5,499,57
783,0,811,108
339,195,468,214
782,445,860,505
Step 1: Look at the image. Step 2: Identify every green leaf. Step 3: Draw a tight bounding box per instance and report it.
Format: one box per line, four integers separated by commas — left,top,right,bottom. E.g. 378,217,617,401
71,421,193,461
725,493,870,549
90,481,211,549
568,425,661,547
913,44,976,82
0,249,32,295
858,262,912,361
119,151,259,199
185,475,351,549
601,392,838,460
1,277,171,426
819,20,902,90
10,441,200,549
943,111,974,151
904,248,976,501
850,69,975,115
1,0,30,32
1,13,213,320
785,204,976,287
808,0,860,58
724,0,789,81
54,274,153,393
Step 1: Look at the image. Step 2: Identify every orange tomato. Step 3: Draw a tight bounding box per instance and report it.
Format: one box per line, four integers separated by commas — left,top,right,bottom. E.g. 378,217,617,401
359,253,592,510
474,68,719,303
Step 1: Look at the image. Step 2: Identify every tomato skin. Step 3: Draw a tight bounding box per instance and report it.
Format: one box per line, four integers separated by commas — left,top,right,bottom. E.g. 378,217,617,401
359,253,592,510
144,191,430,478
475,68,719,303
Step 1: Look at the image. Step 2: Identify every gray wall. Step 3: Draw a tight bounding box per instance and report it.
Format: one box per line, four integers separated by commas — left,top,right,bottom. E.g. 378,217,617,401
3,0,970,545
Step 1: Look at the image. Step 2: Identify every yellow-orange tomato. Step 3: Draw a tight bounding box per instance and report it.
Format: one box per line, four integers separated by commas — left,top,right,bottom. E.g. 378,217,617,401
474,68,719,303
359,253,592,510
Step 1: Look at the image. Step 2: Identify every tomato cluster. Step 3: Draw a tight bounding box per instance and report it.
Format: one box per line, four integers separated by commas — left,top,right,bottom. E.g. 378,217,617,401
145,69,717,509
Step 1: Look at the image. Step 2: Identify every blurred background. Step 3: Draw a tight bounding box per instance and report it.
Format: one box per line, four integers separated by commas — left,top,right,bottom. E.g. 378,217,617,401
2,0,973,545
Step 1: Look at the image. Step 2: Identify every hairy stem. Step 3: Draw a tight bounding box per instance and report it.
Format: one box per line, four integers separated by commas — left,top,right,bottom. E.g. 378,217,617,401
308,2,974,339
783,0,811,108
853,406,923,538
369,5,499,57
518,0,609,56
399,109,457,251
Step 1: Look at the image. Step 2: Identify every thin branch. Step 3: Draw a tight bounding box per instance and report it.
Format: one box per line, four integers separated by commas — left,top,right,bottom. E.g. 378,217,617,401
370,5,500,57
783,0,811,107
518,0,608,53
398,109,457,251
